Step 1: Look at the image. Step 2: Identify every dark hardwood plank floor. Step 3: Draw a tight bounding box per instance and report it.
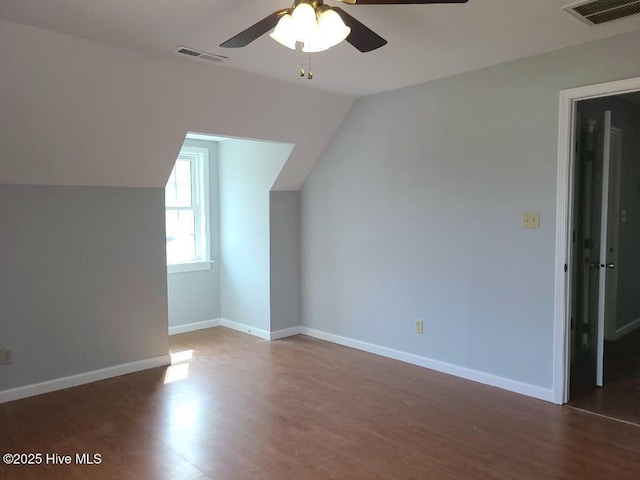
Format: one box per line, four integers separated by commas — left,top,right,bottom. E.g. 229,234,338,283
570,328,640,425
1,327,640,479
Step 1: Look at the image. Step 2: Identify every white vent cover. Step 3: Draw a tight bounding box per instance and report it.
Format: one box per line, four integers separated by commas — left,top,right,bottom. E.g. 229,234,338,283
564,0,640,25
175,46,228,63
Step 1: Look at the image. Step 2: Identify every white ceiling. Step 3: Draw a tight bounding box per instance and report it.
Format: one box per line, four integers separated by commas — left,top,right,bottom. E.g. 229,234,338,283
1,0,640,97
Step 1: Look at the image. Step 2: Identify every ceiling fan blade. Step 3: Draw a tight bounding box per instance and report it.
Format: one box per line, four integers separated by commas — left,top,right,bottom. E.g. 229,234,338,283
333,7,387,53
220,9,288,48
337,0,468,4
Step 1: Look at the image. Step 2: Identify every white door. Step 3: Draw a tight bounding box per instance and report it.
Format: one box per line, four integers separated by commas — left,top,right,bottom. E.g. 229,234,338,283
595,111,621,386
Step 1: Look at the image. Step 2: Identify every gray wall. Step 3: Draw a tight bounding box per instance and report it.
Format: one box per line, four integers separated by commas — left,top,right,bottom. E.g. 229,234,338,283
167,138,221,328
219,140,293,331
300,29,640,390
0,185,168,391
270,191,301,331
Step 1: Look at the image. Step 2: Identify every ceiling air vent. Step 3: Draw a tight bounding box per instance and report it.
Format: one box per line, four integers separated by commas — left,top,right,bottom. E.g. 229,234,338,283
175,46,228,63
564,0,640,25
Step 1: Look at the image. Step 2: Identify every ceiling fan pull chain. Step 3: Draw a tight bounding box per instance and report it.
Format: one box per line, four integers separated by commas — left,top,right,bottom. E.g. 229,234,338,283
300,45,305,77
308,49,313,80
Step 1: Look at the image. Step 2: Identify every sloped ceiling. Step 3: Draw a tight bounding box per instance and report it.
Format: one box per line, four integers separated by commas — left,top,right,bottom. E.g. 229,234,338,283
1,0,640,96
0,20,353,190
2,2,640,190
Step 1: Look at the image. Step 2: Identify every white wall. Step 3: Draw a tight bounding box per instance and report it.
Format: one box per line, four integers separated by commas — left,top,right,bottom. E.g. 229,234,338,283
0,185,168,391
300,29,640,395
167,139,221,328
0,19,353,190
219,140,294,331
270,192,301,332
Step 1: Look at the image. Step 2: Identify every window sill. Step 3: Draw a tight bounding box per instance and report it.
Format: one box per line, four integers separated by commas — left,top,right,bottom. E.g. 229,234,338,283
167,261,213,275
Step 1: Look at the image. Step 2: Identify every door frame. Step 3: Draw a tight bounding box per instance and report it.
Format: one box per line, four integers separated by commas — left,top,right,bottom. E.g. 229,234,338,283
553,76,640,404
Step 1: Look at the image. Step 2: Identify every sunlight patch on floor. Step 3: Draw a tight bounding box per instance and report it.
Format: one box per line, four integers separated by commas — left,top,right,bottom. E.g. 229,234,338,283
164,349,193,384
170,349,193,364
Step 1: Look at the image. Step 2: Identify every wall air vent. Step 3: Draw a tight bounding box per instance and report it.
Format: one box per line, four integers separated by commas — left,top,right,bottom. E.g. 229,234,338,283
175,46,228,63
564,0,640,25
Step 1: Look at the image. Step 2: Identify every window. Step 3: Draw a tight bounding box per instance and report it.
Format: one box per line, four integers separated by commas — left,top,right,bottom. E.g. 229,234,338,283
165,146,210,273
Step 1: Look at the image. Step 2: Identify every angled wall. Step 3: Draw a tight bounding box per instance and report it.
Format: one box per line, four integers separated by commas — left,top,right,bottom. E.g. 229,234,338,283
0,19,353,190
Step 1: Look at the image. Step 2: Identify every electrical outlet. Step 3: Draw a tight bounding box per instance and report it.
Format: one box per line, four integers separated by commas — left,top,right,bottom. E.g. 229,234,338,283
415,320,424,335
0,347,13,365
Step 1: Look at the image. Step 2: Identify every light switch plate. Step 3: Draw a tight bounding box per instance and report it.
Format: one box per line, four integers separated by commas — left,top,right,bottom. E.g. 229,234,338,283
0,347,13,365
522,212,540,229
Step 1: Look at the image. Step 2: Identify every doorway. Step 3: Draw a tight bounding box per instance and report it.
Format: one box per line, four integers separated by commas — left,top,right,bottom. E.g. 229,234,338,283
564,92,640,422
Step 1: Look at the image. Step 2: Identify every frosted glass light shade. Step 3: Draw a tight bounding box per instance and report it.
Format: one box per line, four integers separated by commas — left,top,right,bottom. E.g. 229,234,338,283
269,14,296,50
317,9,351,48
291,2,317,40
270,3,350,53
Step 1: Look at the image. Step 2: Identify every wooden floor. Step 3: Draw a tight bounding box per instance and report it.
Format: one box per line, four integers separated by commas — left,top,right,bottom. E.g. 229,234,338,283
571,328,640,425
2,327,640,479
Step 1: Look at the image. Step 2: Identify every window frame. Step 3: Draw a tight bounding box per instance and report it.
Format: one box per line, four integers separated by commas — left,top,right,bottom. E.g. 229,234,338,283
165,146,212,274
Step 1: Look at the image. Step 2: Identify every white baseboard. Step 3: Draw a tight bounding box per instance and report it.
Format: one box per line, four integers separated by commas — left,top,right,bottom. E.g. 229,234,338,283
1,325,554,405
169,318,301,341
612,318,640,340
169,318,221,335
300,327,553,402
270,326,303,340
0,354,171,404
220,319,271,340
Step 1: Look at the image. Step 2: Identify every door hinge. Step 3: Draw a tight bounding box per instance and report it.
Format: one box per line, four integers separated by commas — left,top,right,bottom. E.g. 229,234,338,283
564,263,568,273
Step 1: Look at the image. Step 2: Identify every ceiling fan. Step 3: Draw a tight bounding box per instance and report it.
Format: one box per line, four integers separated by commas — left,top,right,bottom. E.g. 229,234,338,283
220,0,469,54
